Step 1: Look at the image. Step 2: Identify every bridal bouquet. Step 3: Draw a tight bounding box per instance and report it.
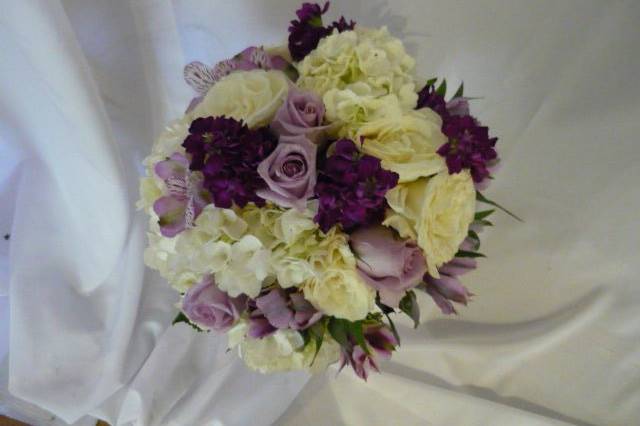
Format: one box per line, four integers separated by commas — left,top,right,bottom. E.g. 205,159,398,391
140,2,517,380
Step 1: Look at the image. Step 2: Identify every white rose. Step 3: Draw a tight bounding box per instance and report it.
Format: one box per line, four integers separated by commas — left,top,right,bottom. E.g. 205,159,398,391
358,108,446,183
216,235,271,297
190,70,289,128
303,268,376,321
385,171,476,277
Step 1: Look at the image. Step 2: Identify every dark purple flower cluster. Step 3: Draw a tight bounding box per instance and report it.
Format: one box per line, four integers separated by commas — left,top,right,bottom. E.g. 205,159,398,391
182,116,277,208
288,2,355,61
416,82,498,182
314,139,398,233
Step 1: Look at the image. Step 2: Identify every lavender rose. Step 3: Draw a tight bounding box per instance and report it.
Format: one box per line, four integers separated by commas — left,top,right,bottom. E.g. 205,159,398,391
256,135,317,210
350,225,427,307
182,276,247,331
271,86,329,144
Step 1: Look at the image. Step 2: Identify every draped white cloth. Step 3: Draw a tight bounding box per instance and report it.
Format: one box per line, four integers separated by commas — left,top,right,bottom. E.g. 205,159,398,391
1,1,639,425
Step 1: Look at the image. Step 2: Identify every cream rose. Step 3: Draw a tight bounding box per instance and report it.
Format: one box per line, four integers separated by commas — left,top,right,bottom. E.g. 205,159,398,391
358,108,446,183
385,171,476,277
303,268,376,321
190,70,289,128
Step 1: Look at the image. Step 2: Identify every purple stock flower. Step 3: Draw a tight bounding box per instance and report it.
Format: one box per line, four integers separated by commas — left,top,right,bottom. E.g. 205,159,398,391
423,240,477,314
182,276,247,331
248,288,322,338
416,82,498,183
288,2,355,61
182,116,277,208
350,225,426,307
314,139,399,233
271,86,329,143
339,322,398,381
256,135,317,210
153,152,210,237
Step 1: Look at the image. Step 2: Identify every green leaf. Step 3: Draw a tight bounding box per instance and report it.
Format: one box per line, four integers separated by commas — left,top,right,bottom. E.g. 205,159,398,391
375,294,395,315
476,191,523,222
328,318,349,347
399,291,420,328
350,321,370,355
172,312,203,332
284,64,299,82
474,209,495,221
454,81,464,98
436,79,447,96
476,219,494,227
467,229,481,250
425,77,438,88
456,250,487,258
382,311,401,345
308,321,326,365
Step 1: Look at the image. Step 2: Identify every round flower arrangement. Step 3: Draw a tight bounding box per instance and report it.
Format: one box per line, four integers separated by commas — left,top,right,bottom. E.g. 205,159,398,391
140,2,517,380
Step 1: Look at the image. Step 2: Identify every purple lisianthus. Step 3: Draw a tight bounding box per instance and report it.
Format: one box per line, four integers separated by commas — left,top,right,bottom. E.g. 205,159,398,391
339,322,398,381
182,116,277,208
271,86,329,144
350,225,427,307
153,152,210,237
256,135,317,210
416,82,498,183
247,288,322,338
423,240,476,315
314,139,398,233
182,276,247,331
288,2,355,61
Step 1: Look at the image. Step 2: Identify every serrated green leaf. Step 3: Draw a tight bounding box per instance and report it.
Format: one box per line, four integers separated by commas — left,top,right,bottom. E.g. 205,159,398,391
399,291,420,328
436,79,447,96
467,229,481,250
328,318,348,346
454,82,464,98
172,312,203,332
476,191,523,222
425,77,438,87
474,209,495,221
456,250,487,258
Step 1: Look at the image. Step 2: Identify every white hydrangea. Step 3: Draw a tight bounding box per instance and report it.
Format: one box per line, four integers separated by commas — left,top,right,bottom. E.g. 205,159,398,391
216,235,271,298
232,324,341,374
298,27,416,100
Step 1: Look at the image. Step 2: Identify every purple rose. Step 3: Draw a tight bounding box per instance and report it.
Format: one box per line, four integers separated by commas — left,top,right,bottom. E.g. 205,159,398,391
256,135,317,210
350,225,427,307
182,276,247,331
271,87,329,144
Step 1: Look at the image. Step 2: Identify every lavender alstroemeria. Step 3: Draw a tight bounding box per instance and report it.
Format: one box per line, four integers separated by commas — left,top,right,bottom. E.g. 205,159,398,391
350,225,426,307
423,242,476,314
339,322,398,381
153,152,209,237
182,276,247,331
271,86,329,144
248,288,322,338
256,135,317,210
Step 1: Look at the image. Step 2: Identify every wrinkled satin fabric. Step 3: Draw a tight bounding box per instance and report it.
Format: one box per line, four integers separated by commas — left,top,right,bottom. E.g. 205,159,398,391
0,1,639,425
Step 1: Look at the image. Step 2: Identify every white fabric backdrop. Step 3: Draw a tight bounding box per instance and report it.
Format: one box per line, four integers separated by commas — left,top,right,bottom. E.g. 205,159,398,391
1,1,639,425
